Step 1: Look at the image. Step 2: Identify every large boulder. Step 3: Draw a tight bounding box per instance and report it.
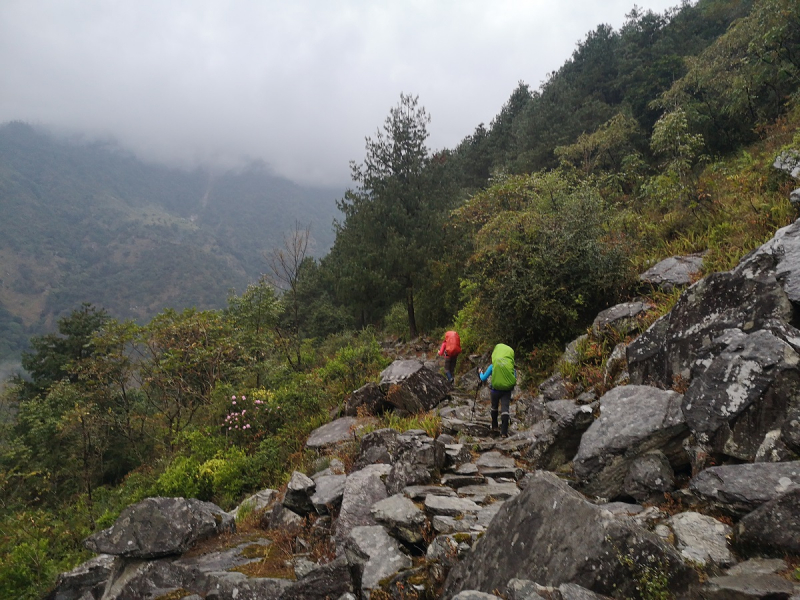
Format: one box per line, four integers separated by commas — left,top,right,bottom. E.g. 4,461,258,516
379,360,450,413
736,213,800,305
622,450,675,503
386,460,434,495
525,400,596,471
573,385,688,500
83,497,234,558
353,428,400,470
92,559,212,600
442,471,698,599
689,461,800,516
44,554,114,600
733,488,800,558
506,579,612,600
627,270,793,389
345,382,388,417
682,329,800,461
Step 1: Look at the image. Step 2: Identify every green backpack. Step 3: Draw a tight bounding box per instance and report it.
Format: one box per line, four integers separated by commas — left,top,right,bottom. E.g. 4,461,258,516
491,344,516,391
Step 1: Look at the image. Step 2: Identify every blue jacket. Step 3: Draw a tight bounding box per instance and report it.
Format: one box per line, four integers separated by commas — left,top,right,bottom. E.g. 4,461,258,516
479,364,517,388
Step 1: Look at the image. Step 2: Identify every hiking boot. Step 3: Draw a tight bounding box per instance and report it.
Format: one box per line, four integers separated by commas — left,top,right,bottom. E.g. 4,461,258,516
491,410,499,431
500,414,510,438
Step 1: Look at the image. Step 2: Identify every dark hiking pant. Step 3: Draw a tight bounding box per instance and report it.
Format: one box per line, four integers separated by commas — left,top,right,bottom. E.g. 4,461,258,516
490,388,511,436
444,353,458,383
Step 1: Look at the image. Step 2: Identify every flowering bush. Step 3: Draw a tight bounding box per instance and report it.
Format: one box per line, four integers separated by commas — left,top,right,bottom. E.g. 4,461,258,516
222,390,283,447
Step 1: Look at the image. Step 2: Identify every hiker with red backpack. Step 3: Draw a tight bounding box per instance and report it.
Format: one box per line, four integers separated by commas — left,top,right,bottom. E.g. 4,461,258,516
438,330,461,384
479,343,516,437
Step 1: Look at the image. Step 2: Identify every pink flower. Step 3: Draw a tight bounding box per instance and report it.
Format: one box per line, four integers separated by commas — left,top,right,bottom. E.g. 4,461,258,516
232,395,236,400
232,401,236,405
242,395,246,400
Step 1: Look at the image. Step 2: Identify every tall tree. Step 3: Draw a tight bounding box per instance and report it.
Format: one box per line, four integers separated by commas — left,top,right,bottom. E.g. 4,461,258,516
334,94,452,338
16,303,108,400
265,222,311,370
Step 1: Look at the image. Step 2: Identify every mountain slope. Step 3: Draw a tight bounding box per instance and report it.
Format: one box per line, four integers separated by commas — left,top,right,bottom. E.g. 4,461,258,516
0,122,342,360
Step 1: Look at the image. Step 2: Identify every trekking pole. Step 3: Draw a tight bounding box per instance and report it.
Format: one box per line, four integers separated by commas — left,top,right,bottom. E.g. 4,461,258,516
473,370,481,422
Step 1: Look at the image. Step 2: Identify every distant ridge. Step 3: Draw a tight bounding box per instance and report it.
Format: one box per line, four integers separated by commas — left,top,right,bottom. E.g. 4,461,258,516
0,121,342,361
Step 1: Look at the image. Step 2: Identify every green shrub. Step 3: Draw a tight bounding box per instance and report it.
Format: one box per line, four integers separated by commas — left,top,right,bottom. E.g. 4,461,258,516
317,328,389,401
383,302,410,341
198,447,259,508
464,176,634,348
155,456,204,499
453,286,499,359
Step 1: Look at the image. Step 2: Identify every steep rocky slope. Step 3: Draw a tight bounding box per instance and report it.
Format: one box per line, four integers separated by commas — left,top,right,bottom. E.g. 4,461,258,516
46,216,800,599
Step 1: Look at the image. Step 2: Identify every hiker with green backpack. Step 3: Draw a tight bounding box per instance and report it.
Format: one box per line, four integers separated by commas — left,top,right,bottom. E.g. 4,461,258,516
478,343,516,437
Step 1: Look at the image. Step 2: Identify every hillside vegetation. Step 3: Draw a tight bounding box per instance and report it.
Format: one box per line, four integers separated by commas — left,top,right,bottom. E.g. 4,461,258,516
2,0,800,596
0,123,341,361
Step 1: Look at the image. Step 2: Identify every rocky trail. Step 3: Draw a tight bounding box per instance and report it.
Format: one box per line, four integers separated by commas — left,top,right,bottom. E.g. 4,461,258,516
47,217,800,599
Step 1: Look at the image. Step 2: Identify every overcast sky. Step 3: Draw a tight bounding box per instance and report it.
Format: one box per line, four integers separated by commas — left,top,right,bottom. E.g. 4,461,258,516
0,0,684,187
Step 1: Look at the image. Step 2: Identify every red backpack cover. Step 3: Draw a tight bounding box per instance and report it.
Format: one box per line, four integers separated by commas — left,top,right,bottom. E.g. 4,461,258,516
444,330,461,355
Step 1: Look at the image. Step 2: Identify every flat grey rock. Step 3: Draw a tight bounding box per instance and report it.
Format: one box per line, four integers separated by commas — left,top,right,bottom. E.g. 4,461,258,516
229,489,277,520
457,482,520,502
475,451,516,472
703,573,795,599
432,514,477,533
403,485,457,500
441,473,486,488
424,495,481,516
640,254,704,291
306,417,358,449
592,301,651,339
456,462,480,475
726,558,788,577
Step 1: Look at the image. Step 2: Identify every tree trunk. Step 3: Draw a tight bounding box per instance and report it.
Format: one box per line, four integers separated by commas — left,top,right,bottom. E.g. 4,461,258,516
406,283,418,339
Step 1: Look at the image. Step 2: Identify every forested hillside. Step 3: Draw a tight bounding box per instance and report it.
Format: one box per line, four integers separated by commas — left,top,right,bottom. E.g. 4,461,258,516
2,0,800,597
0,122,340,362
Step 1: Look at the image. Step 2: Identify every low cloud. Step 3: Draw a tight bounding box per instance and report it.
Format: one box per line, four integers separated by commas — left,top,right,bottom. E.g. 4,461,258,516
0,0,680,186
